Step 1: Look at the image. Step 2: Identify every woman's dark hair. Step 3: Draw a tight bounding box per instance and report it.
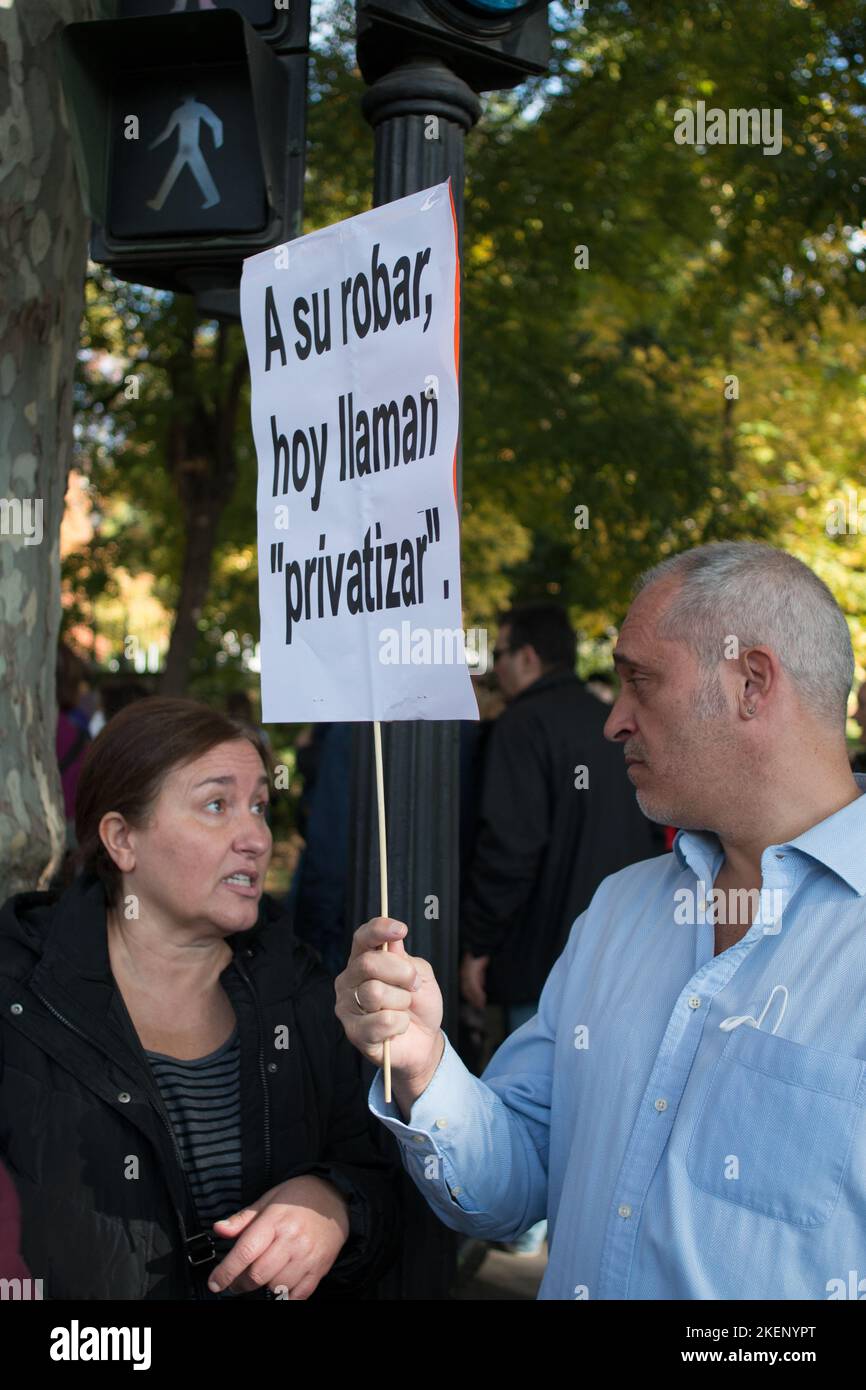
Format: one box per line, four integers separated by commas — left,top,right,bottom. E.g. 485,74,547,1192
74,696,271,910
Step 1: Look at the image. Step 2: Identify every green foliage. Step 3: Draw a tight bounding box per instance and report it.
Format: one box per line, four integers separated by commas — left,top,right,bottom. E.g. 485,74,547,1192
66,0,866,710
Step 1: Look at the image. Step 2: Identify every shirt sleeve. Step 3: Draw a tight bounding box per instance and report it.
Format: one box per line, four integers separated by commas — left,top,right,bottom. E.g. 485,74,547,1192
460,708,554,959
368,927,579,1242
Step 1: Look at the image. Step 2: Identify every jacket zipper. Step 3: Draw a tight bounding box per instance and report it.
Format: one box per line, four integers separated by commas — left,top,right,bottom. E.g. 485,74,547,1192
30,987,207,1295
233,954,273,1187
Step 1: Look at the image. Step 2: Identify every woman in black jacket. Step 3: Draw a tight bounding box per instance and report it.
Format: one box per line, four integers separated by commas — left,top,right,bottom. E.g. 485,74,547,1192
0,697,399,1300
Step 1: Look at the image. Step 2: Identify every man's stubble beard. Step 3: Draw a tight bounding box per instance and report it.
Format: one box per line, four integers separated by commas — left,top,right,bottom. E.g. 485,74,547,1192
633,667,734,829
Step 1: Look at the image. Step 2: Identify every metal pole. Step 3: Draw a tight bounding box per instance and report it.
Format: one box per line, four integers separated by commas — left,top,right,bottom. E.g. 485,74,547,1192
349,55,481,1301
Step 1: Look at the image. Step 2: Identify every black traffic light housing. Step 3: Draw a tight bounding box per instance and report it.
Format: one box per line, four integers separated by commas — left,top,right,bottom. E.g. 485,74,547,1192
117,0,309,54
356,0,550,91
58,7,308,299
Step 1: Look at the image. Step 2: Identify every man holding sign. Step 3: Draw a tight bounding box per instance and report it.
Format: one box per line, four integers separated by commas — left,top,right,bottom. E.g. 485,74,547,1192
337,542,866,1301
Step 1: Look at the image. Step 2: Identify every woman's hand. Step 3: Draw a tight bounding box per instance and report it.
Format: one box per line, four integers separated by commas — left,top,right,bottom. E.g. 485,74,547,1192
208,1174,351,1299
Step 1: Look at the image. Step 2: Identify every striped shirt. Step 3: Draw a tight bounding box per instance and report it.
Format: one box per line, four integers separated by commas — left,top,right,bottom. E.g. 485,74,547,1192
146,1029,243,1231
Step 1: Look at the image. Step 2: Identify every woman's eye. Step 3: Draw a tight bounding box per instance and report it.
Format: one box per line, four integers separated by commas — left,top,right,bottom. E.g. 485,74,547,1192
204,798,270,814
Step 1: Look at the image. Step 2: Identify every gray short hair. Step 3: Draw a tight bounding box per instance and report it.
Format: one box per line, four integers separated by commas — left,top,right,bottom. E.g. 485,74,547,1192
635,542,854,728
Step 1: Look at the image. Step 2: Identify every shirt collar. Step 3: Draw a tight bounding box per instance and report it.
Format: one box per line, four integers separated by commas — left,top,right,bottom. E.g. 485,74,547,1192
673,773,866,896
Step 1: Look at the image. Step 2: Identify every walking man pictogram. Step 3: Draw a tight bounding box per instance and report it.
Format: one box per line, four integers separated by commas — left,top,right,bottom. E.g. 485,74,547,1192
146,94,224,212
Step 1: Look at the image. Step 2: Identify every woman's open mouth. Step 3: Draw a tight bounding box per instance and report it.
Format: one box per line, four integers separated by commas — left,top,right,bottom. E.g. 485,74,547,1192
221,873,259,898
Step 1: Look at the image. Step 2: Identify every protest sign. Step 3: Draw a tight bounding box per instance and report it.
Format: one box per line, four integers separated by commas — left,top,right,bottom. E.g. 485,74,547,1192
240,179,477,723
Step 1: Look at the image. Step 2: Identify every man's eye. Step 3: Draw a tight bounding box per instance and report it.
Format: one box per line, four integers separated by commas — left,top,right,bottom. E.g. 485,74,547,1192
205,798,225,812
254,801,270,816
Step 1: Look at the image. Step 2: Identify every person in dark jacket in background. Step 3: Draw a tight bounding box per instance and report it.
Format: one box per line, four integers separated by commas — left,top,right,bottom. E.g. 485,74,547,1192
0,697,399,1300
460,605,664,1028
289,722,353,978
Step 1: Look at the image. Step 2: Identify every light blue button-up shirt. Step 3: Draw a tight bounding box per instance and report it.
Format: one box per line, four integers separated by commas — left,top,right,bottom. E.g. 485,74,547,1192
369,776,866,1299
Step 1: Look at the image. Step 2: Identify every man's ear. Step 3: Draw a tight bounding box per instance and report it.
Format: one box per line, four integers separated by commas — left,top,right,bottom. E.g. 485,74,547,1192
738,646,774,718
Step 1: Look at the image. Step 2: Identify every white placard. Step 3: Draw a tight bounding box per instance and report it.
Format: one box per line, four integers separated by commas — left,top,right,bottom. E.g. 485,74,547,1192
240,180,477,723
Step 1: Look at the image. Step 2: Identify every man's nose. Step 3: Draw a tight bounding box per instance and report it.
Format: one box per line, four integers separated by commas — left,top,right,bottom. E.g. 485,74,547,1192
603,694,635,743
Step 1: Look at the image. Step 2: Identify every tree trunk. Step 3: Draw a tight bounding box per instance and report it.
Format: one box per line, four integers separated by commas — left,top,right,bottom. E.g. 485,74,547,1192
0,0,103,901
160,500,224,697
160,321,247,697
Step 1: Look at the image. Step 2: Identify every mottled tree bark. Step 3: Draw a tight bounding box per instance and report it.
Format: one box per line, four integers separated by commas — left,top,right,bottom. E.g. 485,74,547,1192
0,0,103,900
160,318,247,697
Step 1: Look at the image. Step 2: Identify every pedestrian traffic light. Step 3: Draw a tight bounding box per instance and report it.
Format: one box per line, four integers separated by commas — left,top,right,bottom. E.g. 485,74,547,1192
58,6,309,299
356,0,550,90
117,0,307,54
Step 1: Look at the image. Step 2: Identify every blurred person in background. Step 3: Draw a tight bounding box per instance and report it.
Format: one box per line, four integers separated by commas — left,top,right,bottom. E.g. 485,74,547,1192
55,642,91,825
0,1157,30,1286
585,670,617,705
292,724,331,842
289,723,353,979
226,689,271,756
457,669,506,1077
101,679,151,723
53,643,93,891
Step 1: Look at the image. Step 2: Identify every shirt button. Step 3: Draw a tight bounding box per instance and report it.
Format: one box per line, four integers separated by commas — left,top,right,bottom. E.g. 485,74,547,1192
655,1098,668,1112
117,1091,131,1104
775,853,785,860
434,1118,448,1129
412,1134,426,1144
10,1003,23,1015
618,1204,632,1219
688,996,701,1009
451,1186,462,1196
267,1062,278,1073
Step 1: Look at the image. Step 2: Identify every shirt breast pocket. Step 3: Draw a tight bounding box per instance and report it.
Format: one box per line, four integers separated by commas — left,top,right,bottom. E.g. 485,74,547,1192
686,1025,866,1228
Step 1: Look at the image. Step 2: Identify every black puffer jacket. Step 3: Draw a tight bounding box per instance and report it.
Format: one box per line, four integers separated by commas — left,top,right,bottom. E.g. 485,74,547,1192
0,871,399,1300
